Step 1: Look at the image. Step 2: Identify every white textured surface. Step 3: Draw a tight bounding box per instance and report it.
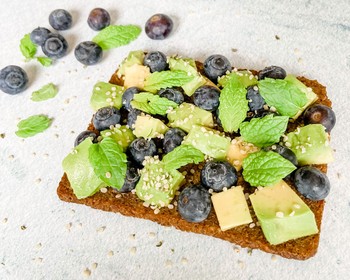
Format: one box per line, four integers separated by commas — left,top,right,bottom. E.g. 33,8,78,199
0,0,349,279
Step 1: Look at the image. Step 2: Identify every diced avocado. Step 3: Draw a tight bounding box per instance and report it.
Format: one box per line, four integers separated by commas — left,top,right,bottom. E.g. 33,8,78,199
90,82,123,111
285,124,334,165
182,125,230,160
62,138,106,199
167,102,214,132
249,180,319,245
133,115,169,139
218,70,257,88
117,50,145,77
136,159,184,207
100,125,135,151
123,64,151,89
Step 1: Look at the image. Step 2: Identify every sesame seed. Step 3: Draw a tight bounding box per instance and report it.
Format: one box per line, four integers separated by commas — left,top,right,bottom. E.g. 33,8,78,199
276,211,284,218
100,188,108,193
95,86,101,91
271,255,278,261
91,263,98,270
223,187,228,192
285,142,291,147
107,250,114,257
208,189,214,194
154,208,160,214
289,211,295,217
249,223,255,228
105,172,111,178
253,86,259,91
82,268,91,277
165,260,173,267
190,169,195,174
129,247,137,255
293,204,301,209
168,204,174,209
233,246,240,253
181,257,188,264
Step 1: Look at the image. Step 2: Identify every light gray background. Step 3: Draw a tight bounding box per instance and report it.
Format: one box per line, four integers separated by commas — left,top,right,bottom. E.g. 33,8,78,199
0,0,349,279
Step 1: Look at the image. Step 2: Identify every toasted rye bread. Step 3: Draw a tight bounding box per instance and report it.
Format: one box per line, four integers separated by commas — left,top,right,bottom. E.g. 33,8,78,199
57,61,332,260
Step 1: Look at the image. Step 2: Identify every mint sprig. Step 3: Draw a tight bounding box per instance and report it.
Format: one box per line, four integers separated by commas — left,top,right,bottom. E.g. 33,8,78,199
31,83,58,102
15,115,53,138
162,145,204,171
20,34,37,60
130,92,178,115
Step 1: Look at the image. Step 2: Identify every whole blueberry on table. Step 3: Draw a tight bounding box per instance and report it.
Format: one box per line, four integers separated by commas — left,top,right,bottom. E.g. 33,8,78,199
258,66,286,80
119,163,140,193
87,8,111,31
41,33,68,59
193,85,220,111
163,128,187,154
122,87,141,111
74,130,98,147
30,27,51,46
246,85,265,112
158,87,184,104
145,14,173,40
178,185,212,223
129,138,157,165
74,41,103,65
203,54,231,82
303,104,336,132
201,161,238,192
0,65,28,95
49,9,72,31
143,51,168,72
127,108,142,129
92,107,121,131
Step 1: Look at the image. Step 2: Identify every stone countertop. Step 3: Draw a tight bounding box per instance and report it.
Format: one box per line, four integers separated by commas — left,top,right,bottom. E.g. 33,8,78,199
0,0,349,279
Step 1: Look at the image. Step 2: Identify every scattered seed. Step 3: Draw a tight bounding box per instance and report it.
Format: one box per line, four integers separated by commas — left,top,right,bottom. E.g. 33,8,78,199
247,248,253,255
65,223,72,231
36,243,42,249
96,226,106,233
148,232,156,238
165,260,173,268
115,194,122,198
107,250,114,257
181,257,188,264
129,234,136,240
82,268,91,277
233,246,240,253
8,155,14,159
91,263,98,270
238,260,245,268
100,187,108,193
105,172,111,179
271,255,278,261
35,178,42,184
2,218,8,223
129,247,137,255
249,223,256,228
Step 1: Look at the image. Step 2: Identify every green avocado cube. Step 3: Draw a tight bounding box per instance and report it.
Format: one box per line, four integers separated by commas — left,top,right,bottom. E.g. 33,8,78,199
117,50,145,76
90,81,123,111
100,125,135,151
133,115,169,139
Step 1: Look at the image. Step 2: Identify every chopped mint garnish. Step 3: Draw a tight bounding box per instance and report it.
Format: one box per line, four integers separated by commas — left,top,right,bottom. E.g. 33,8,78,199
239,115,289,147
162,145,204,171
31,83,58,102
143,70,194,93
90,81,123,111
218,71,257,88
92,25,141,50
37,56,53,67
15,115,52,138
242,150,296,187
130,92,178,115
88,137,127,190
19,34,37,60
218,74,248,133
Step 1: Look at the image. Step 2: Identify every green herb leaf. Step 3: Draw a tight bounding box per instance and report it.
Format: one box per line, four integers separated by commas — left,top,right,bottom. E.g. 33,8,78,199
31,83,58,102
218,74,248,132
258,76,308,117
88,137,127,190
90,81,124,111
242,150,296,187
37,56,53,67
15,115,52,138
162,145,204,171
19,34,37,59
239,115,289,147
130,92,178,116
218,71,257,88
144,70,194,93
92,25,141,50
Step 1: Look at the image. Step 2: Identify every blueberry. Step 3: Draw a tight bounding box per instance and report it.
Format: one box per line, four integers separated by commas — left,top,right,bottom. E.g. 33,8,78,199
87,8,111,31
246,85,265,112
144,51,168,72
163,128,186,154
158,87,184,104
129,138,157,165
178,185,211,223
294,166,330,201
92,107,121,131
74,41,103,65
41,33,68,59
203,54,231,82
265,144,298,166
193,85,220,111
201,161,238,192
49,9,72,31
127,108,142,129
145,14,173,40
258,66,286,80
74,130,97,147
303,104,336,132
122,87,141,111
30,27,51,46
119,163,140,192
0,65,28,95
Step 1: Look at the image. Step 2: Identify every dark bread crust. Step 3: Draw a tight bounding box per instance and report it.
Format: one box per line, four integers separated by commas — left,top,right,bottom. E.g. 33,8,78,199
57,63,331,260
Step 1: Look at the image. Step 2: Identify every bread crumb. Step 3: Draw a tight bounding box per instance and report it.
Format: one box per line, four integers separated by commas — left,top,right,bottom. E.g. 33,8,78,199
82,268,91,277
148,232,156,238
36,243,42,249
181,257,188,264
107,250,114,257
96,226,106,233
35,178,42,184
34,257,43,263
129,247,137,255
165,260,173,268
65,223,72,231
2,218,8,223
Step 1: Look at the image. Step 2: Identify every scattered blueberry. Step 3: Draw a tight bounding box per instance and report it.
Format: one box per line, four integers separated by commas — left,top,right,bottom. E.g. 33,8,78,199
158,87,184,104
203,54,231,82
119,163,140,192
143,51,168,72
92,107,121,131
193,85,220,111
49,9,72,31
127,108,142,129
246,85,265,112
265,144,298,166
122,87,141,111
201,161,238,192
74,41,103,65
30,27,51,46
87,8,111,31
41,33,68,59
145,14,173,40
129,138,157,165
163,128,186,154
178,185,211,223
294,166,330,201
258,66,286,80
303,104,336,132
74,130,97,147
0,65,28,95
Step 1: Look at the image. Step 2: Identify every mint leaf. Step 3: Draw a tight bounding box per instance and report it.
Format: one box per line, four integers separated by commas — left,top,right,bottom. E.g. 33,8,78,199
90,81,123,111
239,115,289,147
20,34,37,59
242,150,296,187
258,76,308,117
162,145,204,171
37,56,53,67
144,70,194,93
218,71,257,88
89,137,127,190
31,83,58,102
15,115,52,138
218,74,248,132
130,92,178,115
92,25,141,50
